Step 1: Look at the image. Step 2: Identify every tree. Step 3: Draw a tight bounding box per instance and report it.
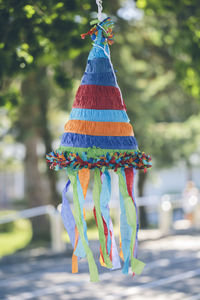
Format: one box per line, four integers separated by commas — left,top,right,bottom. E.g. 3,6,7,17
0,0,122,238
136,0,200,100
111,7,200,226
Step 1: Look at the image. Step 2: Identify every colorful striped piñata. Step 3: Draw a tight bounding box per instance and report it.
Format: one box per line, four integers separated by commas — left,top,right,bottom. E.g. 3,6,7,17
46,17,152,282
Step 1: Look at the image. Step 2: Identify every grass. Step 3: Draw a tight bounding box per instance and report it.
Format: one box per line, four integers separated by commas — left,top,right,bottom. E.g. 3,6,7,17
0,212,32,258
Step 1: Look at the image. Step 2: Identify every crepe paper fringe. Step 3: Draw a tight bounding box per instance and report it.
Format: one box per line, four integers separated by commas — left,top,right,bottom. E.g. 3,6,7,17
81,17,114,45
64,120,134,137
46,150,152,171
69,108,130,123
73,84,126,111
61,168,144,282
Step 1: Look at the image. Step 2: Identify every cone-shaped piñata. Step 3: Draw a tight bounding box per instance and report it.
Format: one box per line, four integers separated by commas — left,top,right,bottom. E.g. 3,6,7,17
46,17,152,282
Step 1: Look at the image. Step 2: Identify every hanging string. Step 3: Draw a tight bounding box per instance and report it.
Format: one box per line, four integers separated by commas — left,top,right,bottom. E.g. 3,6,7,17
96,0,103,21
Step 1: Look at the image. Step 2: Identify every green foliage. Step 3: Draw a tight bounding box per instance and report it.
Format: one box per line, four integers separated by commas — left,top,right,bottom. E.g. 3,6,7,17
136,0,200,100
0,0,200,206
112,10,200,170
54,65,72,90
0,88,20,109
0,211,32,257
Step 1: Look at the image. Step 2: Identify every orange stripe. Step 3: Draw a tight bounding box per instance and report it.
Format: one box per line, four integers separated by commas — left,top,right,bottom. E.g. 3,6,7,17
64,120,134,137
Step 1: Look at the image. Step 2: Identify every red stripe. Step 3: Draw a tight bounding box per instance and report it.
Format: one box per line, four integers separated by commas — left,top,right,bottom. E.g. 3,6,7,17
73,85,126,110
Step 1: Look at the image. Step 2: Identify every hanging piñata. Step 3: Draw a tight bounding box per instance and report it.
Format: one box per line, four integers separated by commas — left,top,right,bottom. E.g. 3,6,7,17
46,14,152,282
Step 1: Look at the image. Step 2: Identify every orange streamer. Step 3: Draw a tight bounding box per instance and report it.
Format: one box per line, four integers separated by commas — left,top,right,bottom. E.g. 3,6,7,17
78,168,90,198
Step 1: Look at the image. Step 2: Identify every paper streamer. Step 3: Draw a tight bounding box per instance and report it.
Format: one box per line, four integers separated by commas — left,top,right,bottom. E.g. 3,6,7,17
93,169,113,268
68,171,99,282
117,168,145,275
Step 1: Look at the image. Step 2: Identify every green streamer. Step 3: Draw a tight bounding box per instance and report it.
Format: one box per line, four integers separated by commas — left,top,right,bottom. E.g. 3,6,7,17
68,171,99,282
93,169,113,269
117,169,145,275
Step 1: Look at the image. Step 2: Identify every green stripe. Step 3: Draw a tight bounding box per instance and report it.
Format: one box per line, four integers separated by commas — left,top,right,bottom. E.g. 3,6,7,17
67,170,99,282
117,169,145,275
58,146,138,158
93,169,113,268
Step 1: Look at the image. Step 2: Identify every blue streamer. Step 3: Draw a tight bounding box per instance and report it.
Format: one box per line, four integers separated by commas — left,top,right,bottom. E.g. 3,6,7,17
100,171,112,254
61,180,85,257
74,173,89,257
119,169,132,274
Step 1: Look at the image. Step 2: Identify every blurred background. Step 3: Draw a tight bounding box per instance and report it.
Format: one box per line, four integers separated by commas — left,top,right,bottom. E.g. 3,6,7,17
0,0,200,299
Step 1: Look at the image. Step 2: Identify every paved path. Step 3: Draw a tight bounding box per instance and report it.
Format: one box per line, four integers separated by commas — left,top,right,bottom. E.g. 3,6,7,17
0,231,200,300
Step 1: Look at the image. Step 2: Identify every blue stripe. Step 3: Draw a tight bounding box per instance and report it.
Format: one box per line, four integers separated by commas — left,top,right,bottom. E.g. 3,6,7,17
81,71,117,87
60,132,138,150
69,109,130,123
85,58,112,73
88,43,110,60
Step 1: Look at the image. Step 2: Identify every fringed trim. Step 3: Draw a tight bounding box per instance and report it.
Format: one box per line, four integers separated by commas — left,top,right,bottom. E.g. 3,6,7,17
46,150,152,171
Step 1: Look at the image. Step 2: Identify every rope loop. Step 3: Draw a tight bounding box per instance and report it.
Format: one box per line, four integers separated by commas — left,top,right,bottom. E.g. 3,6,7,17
96,0,103,21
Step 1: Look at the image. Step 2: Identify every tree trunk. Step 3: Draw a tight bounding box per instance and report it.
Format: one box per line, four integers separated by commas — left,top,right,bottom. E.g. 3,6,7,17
138,171,148,228
24,135,50,241
36,67,60,207
20,70,53,241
